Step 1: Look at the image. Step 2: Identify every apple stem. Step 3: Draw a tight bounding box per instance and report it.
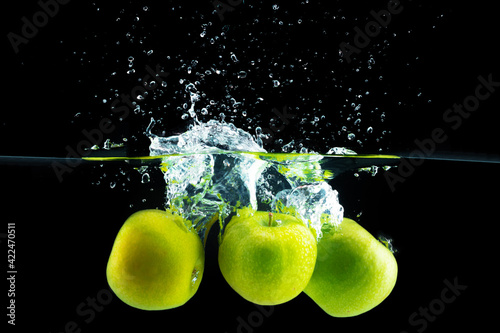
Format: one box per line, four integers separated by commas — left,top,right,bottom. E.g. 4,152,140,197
268,212,273,227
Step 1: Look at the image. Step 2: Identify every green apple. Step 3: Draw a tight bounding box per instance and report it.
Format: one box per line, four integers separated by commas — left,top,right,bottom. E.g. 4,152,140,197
218,208,317,305
304,218,397,317
106,209,205,310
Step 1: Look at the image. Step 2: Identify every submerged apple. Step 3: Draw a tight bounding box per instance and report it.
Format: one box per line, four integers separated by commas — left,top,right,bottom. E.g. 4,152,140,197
106,209,205,310
304,218,397,317
218,209,317,305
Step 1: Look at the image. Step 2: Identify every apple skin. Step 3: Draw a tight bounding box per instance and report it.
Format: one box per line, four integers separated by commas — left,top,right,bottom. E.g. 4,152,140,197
218,209,317,305
304,218,397,317
106,209,205,310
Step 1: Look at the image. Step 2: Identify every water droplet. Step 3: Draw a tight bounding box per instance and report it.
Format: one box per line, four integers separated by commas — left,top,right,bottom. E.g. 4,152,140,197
147,80,157,89
273,80,280,87
185,83,198,94
347,133,356,141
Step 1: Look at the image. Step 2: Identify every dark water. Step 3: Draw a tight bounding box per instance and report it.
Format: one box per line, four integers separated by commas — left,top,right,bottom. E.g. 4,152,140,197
2,151,499,332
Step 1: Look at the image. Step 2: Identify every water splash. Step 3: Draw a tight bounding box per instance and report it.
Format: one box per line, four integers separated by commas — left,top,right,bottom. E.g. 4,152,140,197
378,235,397,254
273,182,344,240
147,119,344,243
148,119,265,155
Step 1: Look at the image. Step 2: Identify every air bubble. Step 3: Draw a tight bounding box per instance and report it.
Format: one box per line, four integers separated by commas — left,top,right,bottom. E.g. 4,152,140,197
141,173,150,184
191,269,200,286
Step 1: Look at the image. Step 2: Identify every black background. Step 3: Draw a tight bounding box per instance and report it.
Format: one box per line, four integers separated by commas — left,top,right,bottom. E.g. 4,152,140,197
2,1,499,332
